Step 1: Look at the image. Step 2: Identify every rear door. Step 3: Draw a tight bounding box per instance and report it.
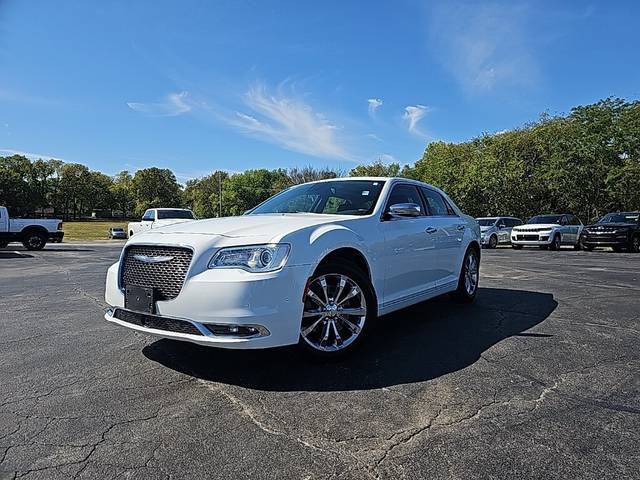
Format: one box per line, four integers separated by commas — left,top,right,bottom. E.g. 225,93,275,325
419,187,463,287
380,184,440,307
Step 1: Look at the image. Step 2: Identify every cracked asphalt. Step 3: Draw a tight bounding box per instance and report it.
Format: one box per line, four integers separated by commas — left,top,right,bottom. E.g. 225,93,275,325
1,242,639,479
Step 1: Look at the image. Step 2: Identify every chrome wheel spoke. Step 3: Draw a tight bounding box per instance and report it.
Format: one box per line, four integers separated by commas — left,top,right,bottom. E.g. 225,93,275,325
301,318,324,336
337,287,359,306
319,277,329,304
306,289,326,307
330,321,343,346
338,315,361,334
303,309,323,318
338,307,366,316
334,276,347,304
320,321,331,344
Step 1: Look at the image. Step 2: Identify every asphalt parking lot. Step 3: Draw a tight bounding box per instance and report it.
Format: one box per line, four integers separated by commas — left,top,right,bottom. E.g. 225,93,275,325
1,243,639,479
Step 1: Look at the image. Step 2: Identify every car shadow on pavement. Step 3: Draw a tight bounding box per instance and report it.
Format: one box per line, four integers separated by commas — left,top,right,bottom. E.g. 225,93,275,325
143,287,557,391
0,251,34,258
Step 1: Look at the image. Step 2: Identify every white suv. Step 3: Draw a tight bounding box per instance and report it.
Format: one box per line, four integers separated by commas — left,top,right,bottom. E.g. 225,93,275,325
104,178,481,358
511,214,583,250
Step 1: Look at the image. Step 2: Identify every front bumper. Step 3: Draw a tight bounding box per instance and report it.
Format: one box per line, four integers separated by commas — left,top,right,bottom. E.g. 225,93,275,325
581,233,629,248
104,261,311,349
510,232,552,246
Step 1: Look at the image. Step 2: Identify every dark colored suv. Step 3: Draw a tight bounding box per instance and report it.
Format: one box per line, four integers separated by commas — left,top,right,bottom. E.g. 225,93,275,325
580,212,640,252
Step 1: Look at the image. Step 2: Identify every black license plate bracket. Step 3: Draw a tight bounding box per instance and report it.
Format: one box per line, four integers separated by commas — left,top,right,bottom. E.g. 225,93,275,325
125,285,155,314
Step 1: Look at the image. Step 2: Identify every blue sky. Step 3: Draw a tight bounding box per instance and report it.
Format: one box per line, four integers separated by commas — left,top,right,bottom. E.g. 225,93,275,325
1,0,639,181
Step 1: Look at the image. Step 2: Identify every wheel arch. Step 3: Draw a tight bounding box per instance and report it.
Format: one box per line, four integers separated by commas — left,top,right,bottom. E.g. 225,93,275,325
20,225,48,237
315,247,372,281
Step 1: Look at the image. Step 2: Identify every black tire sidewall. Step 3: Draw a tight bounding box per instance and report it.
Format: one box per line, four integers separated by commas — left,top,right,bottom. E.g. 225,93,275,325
453,247,479,303
489,235,498,249
550,234,561,251
298,261,376,359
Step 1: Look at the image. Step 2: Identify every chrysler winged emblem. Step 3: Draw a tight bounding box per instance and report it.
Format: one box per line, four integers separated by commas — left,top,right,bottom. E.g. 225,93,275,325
133,254,174,264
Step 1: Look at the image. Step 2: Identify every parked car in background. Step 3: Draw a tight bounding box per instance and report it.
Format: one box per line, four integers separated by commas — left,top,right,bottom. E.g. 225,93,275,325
0,206,64,250
127,208,195,237
580,212,640,252
108,227,127,240
476,217,523,248
105,177,481,358
511,214,583,250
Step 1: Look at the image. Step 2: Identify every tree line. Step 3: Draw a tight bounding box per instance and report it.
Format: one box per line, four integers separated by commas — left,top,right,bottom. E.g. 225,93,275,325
1,97,638,223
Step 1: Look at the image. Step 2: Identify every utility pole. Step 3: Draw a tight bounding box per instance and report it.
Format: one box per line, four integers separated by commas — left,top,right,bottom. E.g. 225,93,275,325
218,171,222,218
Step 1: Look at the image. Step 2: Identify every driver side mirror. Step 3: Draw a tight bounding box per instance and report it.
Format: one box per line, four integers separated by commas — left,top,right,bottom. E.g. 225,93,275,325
388,203,421,218
498,223,506,229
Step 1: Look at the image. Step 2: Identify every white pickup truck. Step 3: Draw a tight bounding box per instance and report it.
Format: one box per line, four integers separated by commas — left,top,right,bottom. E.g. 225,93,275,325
127,208,196,237
0,206,64,250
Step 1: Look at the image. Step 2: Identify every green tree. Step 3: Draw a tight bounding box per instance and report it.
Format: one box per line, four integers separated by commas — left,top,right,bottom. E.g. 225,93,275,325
110,171,135,218
349,161,402,177
131,167,182,216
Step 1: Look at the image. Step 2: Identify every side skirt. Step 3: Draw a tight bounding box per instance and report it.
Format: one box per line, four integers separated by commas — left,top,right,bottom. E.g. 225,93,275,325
379,280,459,316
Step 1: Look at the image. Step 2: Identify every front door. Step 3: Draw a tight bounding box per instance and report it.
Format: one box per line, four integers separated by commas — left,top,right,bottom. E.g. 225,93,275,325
380,184,441,308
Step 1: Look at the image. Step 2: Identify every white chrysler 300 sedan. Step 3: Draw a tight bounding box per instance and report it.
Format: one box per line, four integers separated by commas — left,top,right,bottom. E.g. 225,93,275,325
104,178,481,357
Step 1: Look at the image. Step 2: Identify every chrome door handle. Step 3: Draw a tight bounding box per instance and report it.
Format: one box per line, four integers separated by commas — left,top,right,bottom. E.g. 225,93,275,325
425,227,438,234
456,224,466,231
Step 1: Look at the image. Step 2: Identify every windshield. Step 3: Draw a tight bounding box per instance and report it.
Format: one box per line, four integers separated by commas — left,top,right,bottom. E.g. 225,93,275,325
157,209,194,220
112,228,124,232
249,180,385,216
477,218,497,226
528,215,562,224
597,213,639,224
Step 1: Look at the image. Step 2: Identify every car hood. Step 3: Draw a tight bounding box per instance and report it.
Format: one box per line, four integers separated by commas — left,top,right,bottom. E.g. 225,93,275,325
513,223,559,230
479,226,494,233
586,222,635,229
150,213,350,238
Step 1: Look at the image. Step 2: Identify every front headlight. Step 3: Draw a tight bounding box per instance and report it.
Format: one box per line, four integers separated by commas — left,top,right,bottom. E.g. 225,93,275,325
208,244,290,273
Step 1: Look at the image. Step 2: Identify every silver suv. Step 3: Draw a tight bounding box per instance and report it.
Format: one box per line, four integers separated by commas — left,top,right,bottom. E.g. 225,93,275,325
476,217,523,248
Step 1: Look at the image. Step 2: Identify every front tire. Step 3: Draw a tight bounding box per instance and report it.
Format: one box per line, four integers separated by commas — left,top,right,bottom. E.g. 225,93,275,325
452,246,479,303
22,232,47,251
549,234,561,251
488,235,498,249
299,262,376,358
0,240,8,248
512,244,523,250
629,235,640,253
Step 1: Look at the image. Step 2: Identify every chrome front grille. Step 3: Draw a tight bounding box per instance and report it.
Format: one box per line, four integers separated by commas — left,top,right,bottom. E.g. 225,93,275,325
121,245,193,300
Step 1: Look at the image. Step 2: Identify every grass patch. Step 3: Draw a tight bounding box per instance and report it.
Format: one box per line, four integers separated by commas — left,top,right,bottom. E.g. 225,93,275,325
63,221,128,241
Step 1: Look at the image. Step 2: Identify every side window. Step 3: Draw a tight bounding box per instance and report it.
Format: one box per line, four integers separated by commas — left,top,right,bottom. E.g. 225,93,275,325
559,216,568,226
142,210,155,221
386,185,425,214
420,188,453,216
513,218,523,226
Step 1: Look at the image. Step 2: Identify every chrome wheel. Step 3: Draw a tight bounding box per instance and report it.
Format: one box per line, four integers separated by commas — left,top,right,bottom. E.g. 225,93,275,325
301,274,367,352
463,252,479,296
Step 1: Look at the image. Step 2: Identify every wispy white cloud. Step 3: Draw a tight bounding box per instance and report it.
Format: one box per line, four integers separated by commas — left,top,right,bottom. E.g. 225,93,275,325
225,84,352,160
366,133,383,142
0,148,65,161
428,2,538,92
403,105,430,136
377,153,397,163
367,98,383,116
127,91,192,117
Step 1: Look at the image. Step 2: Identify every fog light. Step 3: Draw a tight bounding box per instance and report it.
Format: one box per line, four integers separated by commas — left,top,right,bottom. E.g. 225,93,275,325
204,324,264,337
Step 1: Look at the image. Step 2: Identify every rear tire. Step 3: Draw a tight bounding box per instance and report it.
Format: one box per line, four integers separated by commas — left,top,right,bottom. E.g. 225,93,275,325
298,261,376,359
452,246,479,303
0,240,8,248
22,231,47,251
